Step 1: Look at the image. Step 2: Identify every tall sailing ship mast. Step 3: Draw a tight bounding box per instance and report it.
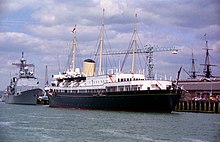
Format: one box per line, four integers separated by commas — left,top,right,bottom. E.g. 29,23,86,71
200,34,216,78
72,25,77,73
98,9,104,75
189,49,197,79
96,10,139,75
131,13,138,74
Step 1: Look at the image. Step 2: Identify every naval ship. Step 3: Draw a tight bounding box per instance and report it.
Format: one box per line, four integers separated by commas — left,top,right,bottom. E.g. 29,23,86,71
5,52,42,105
45,10,184,112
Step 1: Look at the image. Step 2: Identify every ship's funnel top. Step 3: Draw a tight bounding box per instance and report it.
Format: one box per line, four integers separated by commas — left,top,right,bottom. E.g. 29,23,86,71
84,59,95,63
83,59,95,77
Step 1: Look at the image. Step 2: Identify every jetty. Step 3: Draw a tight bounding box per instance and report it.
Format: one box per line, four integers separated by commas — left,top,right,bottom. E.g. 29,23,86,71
175,100,220,113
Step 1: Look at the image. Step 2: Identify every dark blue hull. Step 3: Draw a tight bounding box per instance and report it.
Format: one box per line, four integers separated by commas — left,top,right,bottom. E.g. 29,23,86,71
48,90,182,112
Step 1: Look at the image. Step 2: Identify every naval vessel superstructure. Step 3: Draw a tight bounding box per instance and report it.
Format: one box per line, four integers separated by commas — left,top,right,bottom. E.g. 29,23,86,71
5,52,42,105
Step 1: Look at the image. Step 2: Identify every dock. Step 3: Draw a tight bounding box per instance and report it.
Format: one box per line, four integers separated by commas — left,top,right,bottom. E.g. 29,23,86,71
175,100,220,113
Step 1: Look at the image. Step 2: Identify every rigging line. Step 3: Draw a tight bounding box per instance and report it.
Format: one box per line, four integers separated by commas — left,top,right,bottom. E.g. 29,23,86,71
104,28,117,68
136,31,144,49
92,27,102,60
102,43,109,73
66,45,73,71
104,45,116,74
121,32,135,71
75,39,83,69
102,41,115,74
135,31,146,72
135,26,148,73
209,54,219,65
136,44,145,71
140,47,148,66
57,55,61,73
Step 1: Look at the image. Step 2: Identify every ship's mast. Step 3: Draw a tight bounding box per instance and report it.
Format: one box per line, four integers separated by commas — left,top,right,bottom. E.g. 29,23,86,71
201,34,212,78
98,9,105,75
45,65,48,87
190,49,196,79
12,52,35,77
20,52,26,72
72,25,77,72
131,13,137,74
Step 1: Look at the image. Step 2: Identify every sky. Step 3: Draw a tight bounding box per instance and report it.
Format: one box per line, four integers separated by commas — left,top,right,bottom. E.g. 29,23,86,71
0,0,220,90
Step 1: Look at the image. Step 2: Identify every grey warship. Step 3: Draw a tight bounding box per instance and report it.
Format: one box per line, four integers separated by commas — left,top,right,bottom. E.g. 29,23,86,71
5,52,42,105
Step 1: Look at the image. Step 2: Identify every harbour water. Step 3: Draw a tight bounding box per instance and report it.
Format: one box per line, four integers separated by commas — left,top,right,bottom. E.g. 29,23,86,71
0,102,219,142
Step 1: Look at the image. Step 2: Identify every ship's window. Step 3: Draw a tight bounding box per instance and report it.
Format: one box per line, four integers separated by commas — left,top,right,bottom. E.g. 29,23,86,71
134,87,137,91
80,90,86,93
119,87,124,91
112,87,116,92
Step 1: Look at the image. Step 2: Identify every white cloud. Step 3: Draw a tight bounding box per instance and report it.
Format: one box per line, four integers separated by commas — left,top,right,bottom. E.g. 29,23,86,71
2,0,38,12
0,32,68,55
100,0,127,17
31,1,72,25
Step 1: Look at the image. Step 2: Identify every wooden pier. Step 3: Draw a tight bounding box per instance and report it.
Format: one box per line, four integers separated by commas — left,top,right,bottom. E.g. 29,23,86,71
175,100,220,113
